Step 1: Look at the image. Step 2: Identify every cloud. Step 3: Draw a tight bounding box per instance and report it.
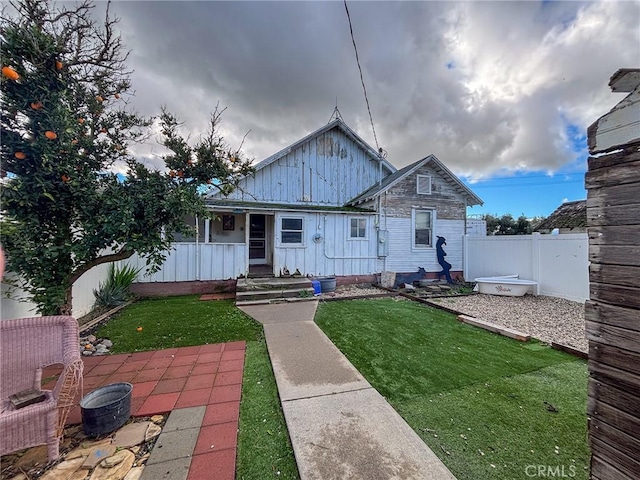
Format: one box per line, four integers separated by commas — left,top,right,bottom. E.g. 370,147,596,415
104,1,639,177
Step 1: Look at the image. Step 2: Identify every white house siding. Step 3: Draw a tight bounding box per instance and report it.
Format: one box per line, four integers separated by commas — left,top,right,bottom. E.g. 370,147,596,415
125,243,246,283
384,218,465,273
272,212,379,277
223,127,388,206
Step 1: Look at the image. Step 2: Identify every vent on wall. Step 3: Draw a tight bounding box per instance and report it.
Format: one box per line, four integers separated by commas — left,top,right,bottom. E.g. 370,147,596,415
417,175,432,195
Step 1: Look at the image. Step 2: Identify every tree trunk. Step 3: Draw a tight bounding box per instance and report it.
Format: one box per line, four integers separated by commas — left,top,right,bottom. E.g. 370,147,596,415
58,286,73,316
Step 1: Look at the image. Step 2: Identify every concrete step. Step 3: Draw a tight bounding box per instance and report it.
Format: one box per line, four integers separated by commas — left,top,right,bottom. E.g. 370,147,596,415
236,287,315,302
236,296,318,307
236,277,312,292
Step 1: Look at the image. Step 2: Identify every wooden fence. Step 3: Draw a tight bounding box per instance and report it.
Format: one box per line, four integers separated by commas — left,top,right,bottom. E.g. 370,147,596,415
585,69,640,479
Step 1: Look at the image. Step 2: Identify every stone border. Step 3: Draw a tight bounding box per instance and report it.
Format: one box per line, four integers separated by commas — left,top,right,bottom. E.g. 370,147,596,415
79,301,134,334
320,292,397,302
378,286,589,359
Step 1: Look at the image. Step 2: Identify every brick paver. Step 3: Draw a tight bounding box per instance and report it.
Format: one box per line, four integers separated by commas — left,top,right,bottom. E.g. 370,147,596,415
65,341,246,480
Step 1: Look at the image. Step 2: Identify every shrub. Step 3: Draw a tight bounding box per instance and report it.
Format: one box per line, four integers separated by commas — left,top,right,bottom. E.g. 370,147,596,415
93,264,141,309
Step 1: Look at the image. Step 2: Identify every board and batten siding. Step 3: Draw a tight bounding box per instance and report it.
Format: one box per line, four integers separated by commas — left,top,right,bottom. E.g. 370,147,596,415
272,211,379,277
222,127,387,206
384,217,464,273
125,243,246,283
585,148,640,480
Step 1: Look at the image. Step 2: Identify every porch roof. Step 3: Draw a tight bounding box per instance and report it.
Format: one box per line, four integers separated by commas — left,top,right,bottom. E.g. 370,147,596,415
205,199,375,214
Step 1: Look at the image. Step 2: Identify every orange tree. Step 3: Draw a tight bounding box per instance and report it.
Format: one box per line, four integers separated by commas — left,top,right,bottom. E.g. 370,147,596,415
0,0,252,315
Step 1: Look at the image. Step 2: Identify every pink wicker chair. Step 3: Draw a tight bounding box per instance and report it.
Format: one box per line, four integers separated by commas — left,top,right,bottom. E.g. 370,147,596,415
1,316,83,461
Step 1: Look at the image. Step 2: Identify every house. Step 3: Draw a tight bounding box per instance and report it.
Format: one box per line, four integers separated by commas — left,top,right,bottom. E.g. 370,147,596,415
128,118,483,290
535,200,587,234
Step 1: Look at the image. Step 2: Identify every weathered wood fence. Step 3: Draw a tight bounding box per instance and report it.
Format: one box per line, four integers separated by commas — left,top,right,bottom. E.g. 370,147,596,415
585,68,640,480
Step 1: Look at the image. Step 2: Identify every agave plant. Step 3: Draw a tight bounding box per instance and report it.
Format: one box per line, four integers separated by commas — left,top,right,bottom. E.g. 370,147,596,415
93,263,141,309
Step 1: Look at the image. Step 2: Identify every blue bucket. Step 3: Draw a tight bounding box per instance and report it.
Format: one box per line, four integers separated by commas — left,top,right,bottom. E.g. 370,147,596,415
311,280,321,295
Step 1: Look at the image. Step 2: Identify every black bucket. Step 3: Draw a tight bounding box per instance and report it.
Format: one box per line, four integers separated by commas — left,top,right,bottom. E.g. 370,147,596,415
80,382,132,437
319,276,337,293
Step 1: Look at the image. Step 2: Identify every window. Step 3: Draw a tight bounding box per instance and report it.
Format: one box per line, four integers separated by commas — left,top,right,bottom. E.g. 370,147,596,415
172,215,205,243
413,210,433,248
417,175,432,195
281,217,303,244
349,217,367,239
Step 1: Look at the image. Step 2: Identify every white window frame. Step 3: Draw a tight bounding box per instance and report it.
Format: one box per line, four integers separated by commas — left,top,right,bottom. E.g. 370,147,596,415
279,216,305,246
348,217,367,240
417,175,432,195
412,209,435,249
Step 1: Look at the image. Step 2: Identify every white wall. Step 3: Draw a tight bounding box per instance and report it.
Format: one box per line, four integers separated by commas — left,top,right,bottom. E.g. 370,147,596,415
125,243,247,282
1,262,111,320
463,233,589,302
384,218,465,273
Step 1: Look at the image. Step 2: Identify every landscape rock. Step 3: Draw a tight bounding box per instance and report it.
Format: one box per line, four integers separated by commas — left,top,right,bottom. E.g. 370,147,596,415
14,444,48,469
90,450,134,480
144,423,162,442
150,415,164,424
40,457,84,480
123,467,144,480
81,444,117,469
102,339,113,348
113,422,150,448
101,449,132,468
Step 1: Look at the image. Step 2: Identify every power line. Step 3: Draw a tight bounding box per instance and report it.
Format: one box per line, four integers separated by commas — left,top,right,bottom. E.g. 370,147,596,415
343,0,380,152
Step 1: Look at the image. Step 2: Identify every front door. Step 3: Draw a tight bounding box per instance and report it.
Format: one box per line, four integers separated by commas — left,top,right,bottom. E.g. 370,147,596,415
249,214,266,265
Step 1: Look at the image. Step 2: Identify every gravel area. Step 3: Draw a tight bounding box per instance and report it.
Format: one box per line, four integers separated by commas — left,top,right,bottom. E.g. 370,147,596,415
325,284,390,299
430,294,587,353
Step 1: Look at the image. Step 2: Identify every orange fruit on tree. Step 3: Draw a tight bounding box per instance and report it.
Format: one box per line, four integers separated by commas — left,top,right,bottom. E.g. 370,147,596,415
95,95,103,103
14,151,26,159
44,131,57,140
168,170,176,178
55,60,63,70
78,118,85,124
71,139,78,145
30,101,43,110
61,174,70,183
114,93,120,99
2,66,19,80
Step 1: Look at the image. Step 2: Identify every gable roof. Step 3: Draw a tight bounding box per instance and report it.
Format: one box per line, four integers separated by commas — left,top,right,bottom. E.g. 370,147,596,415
347,155,483,207
535,200,587,231
251,118,396,175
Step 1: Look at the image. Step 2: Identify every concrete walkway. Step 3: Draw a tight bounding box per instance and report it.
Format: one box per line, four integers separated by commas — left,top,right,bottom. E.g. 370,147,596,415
239,300,456,480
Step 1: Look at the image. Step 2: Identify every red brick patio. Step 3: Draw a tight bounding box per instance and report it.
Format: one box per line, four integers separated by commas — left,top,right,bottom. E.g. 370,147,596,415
43,341,246,480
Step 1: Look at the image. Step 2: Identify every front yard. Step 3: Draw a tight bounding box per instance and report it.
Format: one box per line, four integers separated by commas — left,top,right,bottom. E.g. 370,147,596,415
315,298,589,480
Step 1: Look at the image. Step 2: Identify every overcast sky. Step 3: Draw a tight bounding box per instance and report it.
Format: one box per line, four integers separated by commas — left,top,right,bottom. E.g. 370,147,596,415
101,0,638,214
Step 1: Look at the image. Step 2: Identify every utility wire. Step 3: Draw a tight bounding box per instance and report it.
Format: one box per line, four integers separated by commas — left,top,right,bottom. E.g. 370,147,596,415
343,0,380,152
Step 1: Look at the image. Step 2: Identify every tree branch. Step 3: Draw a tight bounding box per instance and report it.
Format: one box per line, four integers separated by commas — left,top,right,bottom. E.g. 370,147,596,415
68,246,133,285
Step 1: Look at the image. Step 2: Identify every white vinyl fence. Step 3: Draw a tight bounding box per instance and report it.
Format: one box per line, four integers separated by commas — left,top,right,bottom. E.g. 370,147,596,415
463,233,589,302
1,262,111,320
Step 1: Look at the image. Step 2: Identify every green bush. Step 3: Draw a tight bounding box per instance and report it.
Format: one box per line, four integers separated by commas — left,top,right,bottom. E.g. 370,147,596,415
93,263,141,309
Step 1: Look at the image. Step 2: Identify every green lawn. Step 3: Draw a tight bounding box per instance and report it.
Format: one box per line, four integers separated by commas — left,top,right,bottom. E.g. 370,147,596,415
315,298,589,480
96,296,299,480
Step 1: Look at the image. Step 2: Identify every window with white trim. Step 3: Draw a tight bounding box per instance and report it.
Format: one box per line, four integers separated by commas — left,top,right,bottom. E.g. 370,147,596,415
417,175,432,195
281,217,304,244
413,210,433,248
349,217,367,239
